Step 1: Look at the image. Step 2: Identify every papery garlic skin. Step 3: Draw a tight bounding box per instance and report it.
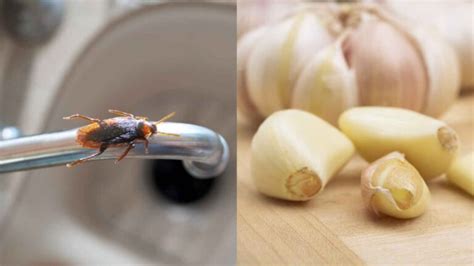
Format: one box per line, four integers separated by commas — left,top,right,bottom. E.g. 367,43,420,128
361,152,430,219
343,19,427,112
246,12,334,117
409,27,461,117
377,0,474,89
291,41,358,125
339,107,459,180
251,109,355,201
447,152,474,196
237,0,302,38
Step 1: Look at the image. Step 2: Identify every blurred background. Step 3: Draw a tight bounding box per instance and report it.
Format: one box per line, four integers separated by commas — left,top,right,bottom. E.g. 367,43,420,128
0,0,235,264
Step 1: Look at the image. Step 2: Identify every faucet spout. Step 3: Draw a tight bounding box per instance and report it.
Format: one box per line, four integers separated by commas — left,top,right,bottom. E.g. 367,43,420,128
0,122,229,179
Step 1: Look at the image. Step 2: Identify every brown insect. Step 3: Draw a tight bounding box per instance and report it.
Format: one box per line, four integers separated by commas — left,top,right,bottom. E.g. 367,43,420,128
63,109,179,167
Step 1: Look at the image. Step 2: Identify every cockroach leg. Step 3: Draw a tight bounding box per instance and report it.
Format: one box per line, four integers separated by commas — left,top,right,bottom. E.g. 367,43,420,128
63,114,101,123
115,142,135,164
67,144,108,167
143,138,149,154
134,138,149,153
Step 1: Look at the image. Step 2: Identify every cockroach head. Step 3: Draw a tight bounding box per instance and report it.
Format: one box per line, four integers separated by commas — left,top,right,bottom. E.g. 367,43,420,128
149,122,157,133
138,120,157,137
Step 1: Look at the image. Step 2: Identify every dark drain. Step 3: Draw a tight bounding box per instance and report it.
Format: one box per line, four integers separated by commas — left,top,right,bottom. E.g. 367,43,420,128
148,160,216,204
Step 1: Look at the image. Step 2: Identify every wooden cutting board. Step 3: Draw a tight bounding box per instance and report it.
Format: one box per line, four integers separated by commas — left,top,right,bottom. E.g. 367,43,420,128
237,93,474,265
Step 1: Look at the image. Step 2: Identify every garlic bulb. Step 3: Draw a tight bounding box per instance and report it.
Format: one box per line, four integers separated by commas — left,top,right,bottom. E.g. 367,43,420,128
238,3,461,125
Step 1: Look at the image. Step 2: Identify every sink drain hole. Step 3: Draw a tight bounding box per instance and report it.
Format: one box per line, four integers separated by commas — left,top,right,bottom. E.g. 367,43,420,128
147,160,216,204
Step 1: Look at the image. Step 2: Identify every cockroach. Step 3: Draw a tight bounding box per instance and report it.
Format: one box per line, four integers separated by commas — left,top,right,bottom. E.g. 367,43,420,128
63,109,179,167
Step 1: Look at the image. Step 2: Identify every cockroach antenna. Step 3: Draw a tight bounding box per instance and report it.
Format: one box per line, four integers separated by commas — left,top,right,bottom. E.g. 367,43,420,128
154,111,180,138
154,112,176,125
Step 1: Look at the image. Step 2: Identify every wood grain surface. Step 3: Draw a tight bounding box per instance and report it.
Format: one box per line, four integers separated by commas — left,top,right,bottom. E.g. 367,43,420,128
237,94,474,265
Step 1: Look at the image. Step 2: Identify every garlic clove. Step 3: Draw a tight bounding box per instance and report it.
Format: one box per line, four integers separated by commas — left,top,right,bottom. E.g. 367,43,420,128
343,18,428,112
444,4,474,90
338,107,459,180
447,152,474,196
361,151,430,219
409,27,461,117
379,1,473,89
246,12,334,117
251,109,355,201
291,41,358,125
237,27,268,123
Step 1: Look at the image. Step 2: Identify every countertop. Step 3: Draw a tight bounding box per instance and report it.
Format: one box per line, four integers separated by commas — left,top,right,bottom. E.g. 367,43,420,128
237,94,474,265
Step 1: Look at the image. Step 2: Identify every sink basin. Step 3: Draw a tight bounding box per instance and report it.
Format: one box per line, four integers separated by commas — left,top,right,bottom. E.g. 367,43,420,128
0,2,236,264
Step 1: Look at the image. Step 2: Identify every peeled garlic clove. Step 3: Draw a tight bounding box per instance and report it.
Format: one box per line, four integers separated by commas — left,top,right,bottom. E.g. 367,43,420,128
246,12,333,117
447,152,474,196
409,27,461,117
291,41,358,125
338,107,459,180
343,19,428,112
237,27,267,123
361,152,430,219
251,109,355,201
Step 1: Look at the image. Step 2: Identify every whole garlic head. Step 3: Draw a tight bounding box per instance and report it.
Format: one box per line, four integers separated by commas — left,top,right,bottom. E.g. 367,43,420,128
238,3,461,125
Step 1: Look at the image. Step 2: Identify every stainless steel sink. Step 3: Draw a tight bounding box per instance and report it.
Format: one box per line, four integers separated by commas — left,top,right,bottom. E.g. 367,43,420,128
0,2,235,264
